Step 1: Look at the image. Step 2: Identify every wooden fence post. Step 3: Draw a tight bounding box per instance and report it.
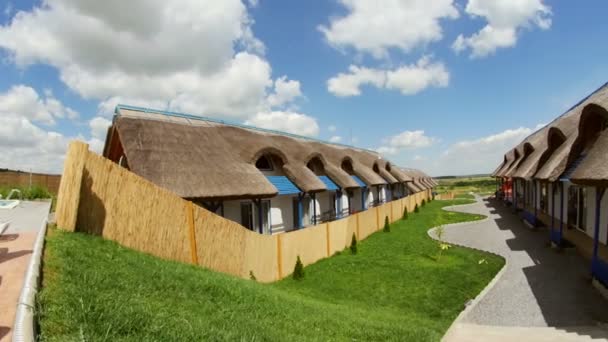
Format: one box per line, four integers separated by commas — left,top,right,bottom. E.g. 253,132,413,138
55,141,89,231
277,234,283,280
326,223,331,257
186,201,198,265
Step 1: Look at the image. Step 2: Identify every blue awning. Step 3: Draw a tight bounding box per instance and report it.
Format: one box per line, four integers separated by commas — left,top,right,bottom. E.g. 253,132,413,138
318,175,339,191
559,154,587,181
266,176,301,195
352,175,366,187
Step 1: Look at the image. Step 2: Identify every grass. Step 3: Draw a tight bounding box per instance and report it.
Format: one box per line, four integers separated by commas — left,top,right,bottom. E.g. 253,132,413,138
436,176,496,197
0,184,53,200
38,199,504,342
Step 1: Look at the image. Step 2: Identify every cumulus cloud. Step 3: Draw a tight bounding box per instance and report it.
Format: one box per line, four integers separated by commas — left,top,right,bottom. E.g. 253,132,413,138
453,0,552,58
265,76,303,108
0,0,304,120
0,85,78,124
377,130,436,156
0,85,84,173
89,116,112,139
329,136,342,143
411,126,537,176
328,57,449,97
319,0,458,59
245,111,320,137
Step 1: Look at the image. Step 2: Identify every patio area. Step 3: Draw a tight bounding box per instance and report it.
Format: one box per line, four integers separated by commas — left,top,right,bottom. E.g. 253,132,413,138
0,201,51,342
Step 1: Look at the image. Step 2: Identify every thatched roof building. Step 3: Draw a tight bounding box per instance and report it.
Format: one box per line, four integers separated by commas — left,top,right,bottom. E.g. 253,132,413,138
493,82,608,184
104,105,432,201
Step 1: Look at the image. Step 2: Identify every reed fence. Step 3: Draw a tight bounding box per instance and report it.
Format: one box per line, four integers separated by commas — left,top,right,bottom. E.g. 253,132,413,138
56,141,431,282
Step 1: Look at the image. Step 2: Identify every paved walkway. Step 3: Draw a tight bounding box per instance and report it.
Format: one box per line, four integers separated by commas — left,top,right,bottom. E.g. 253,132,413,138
0,201,50,342
435,196,608,341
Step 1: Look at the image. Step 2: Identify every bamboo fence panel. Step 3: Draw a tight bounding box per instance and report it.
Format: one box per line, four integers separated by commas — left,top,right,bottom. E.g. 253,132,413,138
56,142,88,231
357,208,377,239
327,215,356,255
391,200,401,223
0,172,61,193
280,223,328,276
56,141,428,283
77,151,191,263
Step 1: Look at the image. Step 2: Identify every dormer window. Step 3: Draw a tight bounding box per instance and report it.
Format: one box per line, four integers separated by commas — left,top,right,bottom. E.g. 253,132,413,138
255,155,273,171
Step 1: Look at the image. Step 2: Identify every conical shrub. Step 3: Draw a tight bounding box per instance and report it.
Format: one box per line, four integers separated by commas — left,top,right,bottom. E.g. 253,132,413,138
383,216,390,232
414,204,419,213
402,208,408,220
293,256,304,280
350,233,358,255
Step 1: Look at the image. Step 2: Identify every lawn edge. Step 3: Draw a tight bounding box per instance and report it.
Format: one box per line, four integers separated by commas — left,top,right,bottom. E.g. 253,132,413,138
426,198,509,342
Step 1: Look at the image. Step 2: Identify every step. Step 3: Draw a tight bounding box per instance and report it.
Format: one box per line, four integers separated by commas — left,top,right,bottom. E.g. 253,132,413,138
445,323,608,342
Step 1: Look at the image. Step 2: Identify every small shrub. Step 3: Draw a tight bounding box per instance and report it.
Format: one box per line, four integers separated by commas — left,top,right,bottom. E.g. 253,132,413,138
249,271,257,281
402,208,408,220
293,256,304,280
414,204,419,213
350,233,357,255
435,223,451,262
383,216,390,232
421,199,426,207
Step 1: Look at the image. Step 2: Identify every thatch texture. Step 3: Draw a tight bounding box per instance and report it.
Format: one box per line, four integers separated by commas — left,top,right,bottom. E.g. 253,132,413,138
494,149,515,177
511,127,549,179
110,107,407,200
570,124,608,187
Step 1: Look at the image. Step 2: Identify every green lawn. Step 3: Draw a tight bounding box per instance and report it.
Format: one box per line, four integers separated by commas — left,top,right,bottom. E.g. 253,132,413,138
38,199,504,342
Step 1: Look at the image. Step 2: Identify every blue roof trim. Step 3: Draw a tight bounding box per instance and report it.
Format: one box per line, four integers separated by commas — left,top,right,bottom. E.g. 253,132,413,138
352,176,366,187
266,176,301,195
318,176,339,191
115,104,376,153
559,154,587,181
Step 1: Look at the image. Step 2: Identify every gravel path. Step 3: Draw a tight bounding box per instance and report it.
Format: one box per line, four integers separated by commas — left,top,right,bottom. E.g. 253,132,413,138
435,195,608,328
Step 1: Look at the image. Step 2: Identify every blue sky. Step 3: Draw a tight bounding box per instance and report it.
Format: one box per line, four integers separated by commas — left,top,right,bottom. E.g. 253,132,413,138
0,0,607,176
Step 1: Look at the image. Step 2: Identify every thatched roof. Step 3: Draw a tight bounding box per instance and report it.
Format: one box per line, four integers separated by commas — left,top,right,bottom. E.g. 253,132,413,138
495,149,517,177
108,106,425,200
495,82,608,183
570,108,608,186
401,168,431,191
510,128,548,179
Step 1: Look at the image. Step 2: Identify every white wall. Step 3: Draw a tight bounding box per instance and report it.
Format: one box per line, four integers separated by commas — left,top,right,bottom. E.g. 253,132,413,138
270,195,295,234
352,188,363,212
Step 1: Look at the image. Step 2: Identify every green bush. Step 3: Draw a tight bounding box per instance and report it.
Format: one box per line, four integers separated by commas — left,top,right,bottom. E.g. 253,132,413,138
350,233,357,255
0,184,52,200
421,199,426,207
293,256,304,280
402,208,408,220
249,271,257,281
414,204,419,213
383,216,390,232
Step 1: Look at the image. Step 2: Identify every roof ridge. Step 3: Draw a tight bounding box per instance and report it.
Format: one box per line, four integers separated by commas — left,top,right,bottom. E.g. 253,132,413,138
115,104,378,154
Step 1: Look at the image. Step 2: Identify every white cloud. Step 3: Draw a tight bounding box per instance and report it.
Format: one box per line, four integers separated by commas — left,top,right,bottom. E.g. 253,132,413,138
319,0,459,59
0,85,78,124
245,111,320,137
89,117,112,139
265,76,303,108
411,126,536,176
377,130,436,156
328,56,448,97
329,135,342,143
0,86,78,173
0,0,304,120
453,0,551,58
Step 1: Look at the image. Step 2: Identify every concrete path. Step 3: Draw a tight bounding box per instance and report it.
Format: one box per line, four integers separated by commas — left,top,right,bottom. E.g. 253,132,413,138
435,196,608,342
0,201,50,342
